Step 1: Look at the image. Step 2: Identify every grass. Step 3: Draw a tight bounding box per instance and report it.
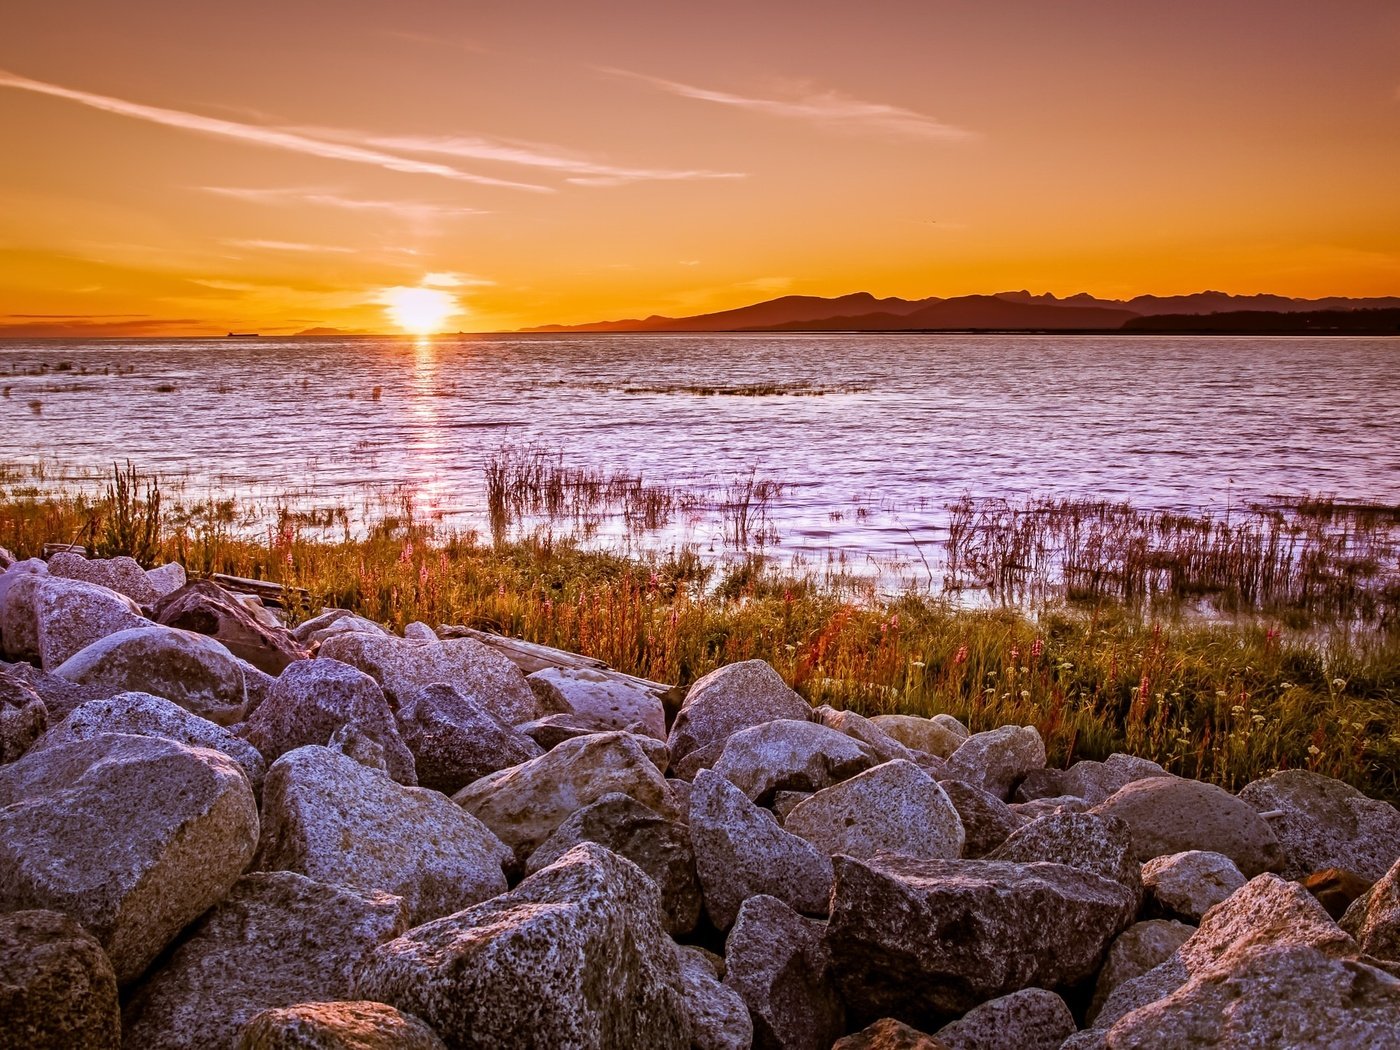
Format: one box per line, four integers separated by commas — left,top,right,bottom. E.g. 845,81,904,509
1,461,1397,802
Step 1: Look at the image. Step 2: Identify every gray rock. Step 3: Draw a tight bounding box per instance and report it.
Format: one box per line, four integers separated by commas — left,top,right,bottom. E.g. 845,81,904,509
1342,856,1400,964
354,842,692,1050
676,945,753,1050
711,718,881,804
667,660,811,765
723,894,844,1050
1142,850,1247,923
673,737,729,781
153,581,309,676
870,713,967,759
0,560,47,660
255,746,511,925
326,723,389,772
944,725,1046,799
395,682,543,793
47,552,158,604
144,563,187,600
1009,795,1090,821
0,909,120,1050
244,660,416,785
814,706,940,770
933,988,1075,1050
985,812,1141,901
525,791,701,936
939,779,1024,857
1088,920,1195,1023
0,733,259,983
528,666,668,740
690,770,834,930
122,872,409,1050
236,1001,446,1050
784,759,964,860
35,576,147,670
0,666,47,762
1239,769,1400,882
292,610,388,647
402,620,437,641
1028,753,1171,806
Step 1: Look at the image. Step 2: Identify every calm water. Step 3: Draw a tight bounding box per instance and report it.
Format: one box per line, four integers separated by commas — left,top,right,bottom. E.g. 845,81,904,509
3,334,1399,581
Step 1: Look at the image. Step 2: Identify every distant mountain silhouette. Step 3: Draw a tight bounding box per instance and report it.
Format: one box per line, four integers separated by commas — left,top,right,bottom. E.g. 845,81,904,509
295,326,373,336
519,290,1400,334
1120,308,1400,334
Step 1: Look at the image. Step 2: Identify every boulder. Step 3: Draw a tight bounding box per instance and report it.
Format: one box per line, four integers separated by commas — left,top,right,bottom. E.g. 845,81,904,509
1342,857,1400,964
1239,769,1400,882
40,691,266,793
47,551,158,604
870,713,966,759
710,718,881,803
528,666,667,740
402,621,437,641
667,659,811,765
153,580,309,676
985,812,1142,901
0,909,120,1049
0,733,259,983
317,632,540,725
34,576,147,670
53,625,271,726
525,791,701,936
255,746,511,925
932,988,1075,1050
453,730,680,861
1015,753,1170,806
122,872,409,1050
244,660,416,785
826,854,1137,1023
938,779,1024,858
326,723,390,773
784,759,964,861
1092,776,1284,876
676,945,753,1050
1009,795,1089,821
0,561,47,660
723,894,844,1050
292,610,389,647
0,659,105,721
674,737,729,781
236,1001,446,1050
145,562,187,600
0,666,47,762
814,706,940,770
833,1018,948,1049
394,682,543,793
1088,919,1195,1023
354,842,692,1049
1142,850,1247,923
689,770,834,930
943,725,1046,799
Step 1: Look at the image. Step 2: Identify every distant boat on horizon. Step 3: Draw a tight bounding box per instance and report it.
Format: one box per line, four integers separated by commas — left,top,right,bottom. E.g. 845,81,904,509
226,332,259,338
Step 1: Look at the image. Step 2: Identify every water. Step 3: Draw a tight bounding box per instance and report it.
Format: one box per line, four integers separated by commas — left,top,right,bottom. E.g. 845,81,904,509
4,333,1399,583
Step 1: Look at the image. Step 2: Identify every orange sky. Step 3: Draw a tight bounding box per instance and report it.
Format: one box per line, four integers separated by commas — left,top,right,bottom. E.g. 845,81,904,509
3,1,1399,336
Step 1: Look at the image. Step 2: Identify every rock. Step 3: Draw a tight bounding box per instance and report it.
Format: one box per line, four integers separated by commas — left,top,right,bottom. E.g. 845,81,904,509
814,706,939,769
515,711,603,749
255,746,511,925
986,812,1142,901
1141,850,1247,923
869,713,966,759
453,730,680,861
122,872,409,1050
723,894,844,1050
47,551,158,604
674,737,729,781
772,789,810,823
318,632,540,725
327,723,389,772
938,779,1023,857
667,659,811,765
833,1017,948,1049
0,545,12,570
1088,919,1196,1023
943,725,1046,799
784,759,964,860
394,682,543,793
711,718,881,804
292,610,389,647
1009,795,1090,821
932,988,1075,1050
0,659,105,721
0,733,259,983
676,945,753,1050
690,770,834,930
144,562,187,600
34,576,148,669
1022,753,1171,806
402,620,437,641
826,853,1137,1023
39,691,266,793
244,660,416,785
0,560,47,660
1304,867,1374,920
53,625,271,726
525,791,701,936
0,666,47,762
1342,857,1400,964
354,842,692,1049
1239,768,1400,882
0,909,120,1049
528,666,667,739
236,1001,446,1050
1093,776,1284,876
153,580,309,676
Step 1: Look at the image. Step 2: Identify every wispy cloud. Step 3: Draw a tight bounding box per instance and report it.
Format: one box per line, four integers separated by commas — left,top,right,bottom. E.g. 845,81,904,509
0,68,551,191
225,239,358,254
421,271,495,288
603,68,974,142
202,186,489,224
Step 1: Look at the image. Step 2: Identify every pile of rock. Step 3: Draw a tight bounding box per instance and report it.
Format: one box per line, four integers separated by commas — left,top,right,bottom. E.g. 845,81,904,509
1,548,1398,1049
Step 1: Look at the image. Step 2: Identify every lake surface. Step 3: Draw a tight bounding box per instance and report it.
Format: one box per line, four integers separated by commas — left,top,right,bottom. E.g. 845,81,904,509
3,333,1399,584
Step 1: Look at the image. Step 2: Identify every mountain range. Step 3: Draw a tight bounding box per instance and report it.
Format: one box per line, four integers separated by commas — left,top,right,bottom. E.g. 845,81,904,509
518,291,1400,334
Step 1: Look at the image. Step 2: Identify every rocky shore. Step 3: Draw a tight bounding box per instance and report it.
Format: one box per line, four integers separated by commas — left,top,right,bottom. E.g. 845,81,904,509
1,548,1398,1049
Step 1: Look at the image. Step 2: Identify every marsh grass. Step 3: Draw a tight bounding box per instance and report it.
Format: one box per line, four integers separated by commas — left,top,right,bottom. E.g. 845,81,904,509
1,461,1396,801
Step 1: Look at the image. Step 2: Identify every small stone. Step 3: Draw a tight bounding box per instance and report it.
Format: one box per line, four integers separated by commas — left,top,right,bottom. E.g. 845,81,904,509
235,1000,446,1050
1142,850,1247,923
944,725,1046,799
0,909,120,1050
933,988,1076,1050
667,659,811,765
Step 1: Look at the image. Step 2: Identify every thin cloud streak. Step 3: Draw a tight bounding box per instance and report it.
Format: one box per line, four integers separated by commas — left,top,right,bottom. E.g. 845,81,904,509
0,68,552,192
225,239,358,254
603,67,975,141
202,186,490,222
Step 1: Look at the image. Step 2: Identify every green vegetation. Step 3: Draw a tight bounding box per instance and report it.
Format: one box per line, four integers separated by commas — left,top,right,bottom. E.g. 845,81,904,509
2,460,1396,801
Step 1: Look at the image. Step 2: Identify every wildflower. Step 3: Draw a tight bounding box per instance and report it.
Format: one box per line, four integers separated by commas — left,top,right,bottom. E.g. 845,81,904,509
1020,690,1030,699
1331,678,1347,690
954,645,969,665
1030,638,1045,660
911,660,926,668
1307,745,1321,756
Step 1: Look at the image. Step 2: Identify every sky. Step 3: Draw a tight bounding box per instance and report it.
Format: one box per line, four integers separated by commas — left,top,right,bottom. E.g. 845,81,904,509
2,0,1399,336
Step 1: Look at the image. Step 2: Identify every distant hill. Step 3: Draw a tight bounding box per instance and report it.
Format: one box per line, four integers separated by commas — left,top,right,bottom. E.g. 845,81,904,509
1120,308,1400,334
295,326,374,336
519,292,936,333
748,295,1138,331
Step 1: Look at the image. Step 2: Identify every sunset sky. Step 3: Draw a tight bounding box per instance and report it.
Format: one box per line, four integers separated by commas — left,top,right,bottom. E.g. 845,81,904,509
3,0,1399,336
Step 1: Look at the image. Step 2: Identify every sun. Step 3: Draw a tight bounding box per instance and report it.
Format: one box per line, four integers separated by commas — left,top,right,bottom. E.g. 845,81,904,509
380,286,458,335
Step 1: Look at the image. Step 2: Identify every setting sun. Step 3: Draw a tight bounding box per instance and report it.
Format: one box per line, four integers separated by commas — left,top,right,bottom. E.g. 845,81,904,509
380,286,459,335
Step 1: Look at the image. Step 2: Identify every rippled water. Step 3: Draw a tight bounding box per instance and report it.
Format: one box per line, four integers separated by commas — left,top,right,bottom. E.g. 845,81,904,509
4,334,1399,580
